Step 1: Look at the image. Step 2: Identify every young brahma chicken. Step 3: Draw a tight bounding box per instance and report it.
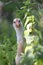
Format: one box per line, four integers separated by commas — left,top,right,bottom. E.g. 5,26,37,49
13,18,24,65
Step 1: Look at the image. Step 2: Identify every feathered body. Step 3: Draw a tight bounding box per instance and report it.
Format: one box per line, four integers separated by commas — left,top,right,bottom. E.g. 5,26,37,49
13,18,24,65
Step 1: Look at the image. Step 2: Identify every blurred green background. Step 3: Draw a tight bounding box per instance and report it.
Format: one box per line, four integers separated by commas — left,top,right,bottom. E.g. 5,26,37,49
0,0,43,65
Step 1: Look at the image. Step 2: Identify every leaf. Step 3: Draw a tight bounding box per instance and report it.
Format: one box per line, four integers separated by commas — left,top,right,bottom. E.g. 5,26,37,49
24,12,28,19
26,23,33,32
24,15,35,27
25,0,30,5
34,29,42,40
24,30,29,36
25,46,33,54
31,15,35,22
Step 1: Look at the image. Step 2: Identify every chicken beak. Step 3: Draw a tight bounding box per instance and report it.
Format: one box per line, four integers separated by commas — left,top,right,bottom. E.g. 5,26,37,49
16,21,20,28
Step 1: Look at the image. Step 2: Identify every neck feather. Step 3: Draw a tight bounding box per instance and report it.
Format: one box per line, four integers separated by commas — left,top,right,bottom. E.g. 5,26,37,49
16,27,24,44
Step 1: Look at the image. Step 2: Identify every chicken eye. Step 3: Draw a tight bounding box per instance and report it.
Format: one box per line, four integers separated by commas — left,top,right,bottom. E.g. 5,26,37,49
13,21,15,23
19,20,20,22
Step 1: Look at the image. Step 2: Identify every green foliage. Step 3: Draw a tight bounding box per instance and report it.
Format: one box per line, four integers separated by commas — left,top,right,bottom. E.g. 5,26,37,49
0,19,17,65
0,0,43,65
17,0,43,65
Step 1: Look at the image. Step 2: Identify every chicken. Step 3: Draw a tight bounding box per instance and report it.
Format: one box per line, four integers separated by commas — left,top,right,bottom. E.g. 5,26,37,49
13,18,24,65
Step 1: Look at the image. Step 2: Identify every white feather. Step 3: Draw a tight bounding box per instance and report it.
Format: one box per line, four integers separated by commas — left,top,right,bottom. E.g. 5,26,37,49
13,18,24,44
